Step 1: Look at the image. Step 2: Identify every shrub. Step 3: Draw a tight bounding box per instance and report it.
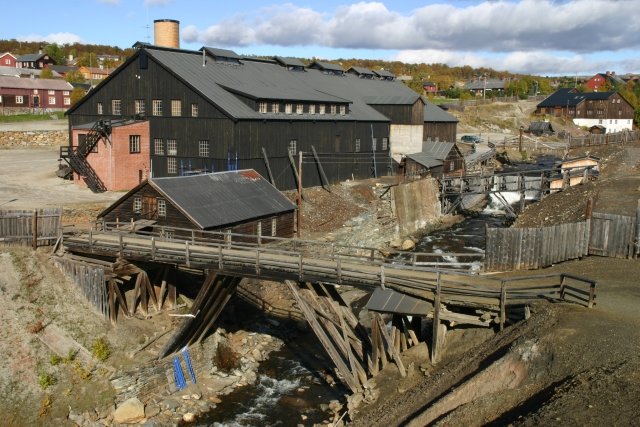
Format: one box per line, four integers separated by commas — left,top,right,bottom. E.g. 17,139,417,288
38,373,56,390
50,354,61,366
91,337,111,361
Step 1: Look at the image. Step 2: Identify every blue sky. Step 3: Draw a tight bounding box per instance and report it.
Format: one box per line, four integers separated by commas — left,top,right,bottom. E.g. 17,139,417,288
2,0,640,76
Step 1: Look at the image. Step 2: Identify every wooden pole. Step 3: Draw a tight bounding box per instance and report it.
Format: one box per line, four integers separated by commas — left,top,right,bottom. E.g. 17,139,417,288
431,272,441,364
297,150,303,238
311,145,331,192
635,199,640,258
32,209,38,250
261,147,276,187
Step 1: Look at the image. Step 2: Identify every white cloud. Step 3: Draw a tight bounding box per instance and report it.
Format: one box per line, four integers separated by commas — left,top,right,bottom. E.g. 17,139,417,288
17,32,84,45
183,1,640,52
97,0,120,5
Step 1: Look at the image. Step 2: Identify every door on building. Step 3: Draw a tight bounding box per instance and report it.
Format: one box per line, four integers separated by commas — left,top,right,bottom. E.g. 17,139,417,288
142,196,157,219
32,95,39,108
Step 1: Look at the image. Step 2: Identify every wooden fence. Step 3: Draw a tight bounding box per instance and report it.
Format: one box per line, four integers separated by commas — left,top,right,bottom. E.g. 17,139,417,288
52,255,109,318
485,221,590,271
0,208,62,248
566,129,640,149
486,209,639,271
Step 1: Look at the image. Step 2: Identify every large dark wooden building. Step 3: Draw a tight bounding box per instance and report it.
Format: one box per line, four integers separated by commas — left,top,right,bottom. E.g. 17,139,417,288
98,169,296,239
65,42,457,192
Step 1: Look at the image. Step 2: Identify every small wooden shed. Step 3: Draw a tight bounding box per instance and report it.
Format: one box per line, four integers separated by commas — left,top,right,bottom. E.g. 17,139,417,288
404,141,465,178
98,169,296,240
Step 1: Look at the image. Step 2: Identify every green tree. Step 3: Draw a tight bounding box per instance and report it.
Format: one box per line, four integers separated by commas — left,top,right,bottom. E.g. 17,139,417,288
40,67,53,79
70,87,86,106
44,43,66,65
65,69,86,84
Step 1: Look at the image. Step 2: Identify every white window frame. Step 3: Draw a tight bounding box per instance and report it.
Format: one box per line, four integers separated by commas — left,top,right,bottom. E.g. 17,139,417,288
330,105,337,115
340,105,346,115
319,104,326,115
48,96,56,105
135,99,146,115
33,89,38,94
382,137,388,151
152,99,162,116
296,104,303,114
167,157,177,174
63,98,70,106
16,96,23,104
199,140,209,157
285,103,293,114
167,139,177,156
271,217,277,237
48,90,55,95
272,103,280,113
157,198,167,217
259,102,268,113
355,138,361,152
112,99,121,115
309,104,315,115
171,99,181,117
288,139,297,156
154,138,164,155
97,102,103,115
63,90,69,96
133,197,142,213
191,103,198,117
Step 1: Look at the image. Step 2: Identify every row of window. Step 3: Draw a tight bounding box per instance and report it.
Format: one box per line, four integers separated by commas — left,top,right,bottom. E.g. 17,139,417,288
3,95,70,106
99,99,198,117
258,102,347,116
354,137,389,152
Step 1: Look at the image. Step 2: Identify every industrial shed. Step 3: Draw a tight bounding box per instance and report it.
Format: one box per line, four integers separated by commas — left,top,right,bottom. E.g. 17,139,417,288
98,169,296,240
403,141,464,178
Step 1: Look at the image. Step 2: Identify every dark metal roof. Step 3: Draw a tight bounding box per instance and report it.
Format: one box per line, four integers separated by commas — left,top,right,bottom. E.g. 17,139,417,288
373,69,395,79
274,56,306,68
308,60,344,72
366,288,433,316
421,141,455,160
405,153,443,169
529,121,555,133
201,47,242,60
464,79,508,90
363,95,421,105
348,66,375,76
146,47,417,122
537,88,616,108
16,53,47,62
423,99,458,123
150,169,296,229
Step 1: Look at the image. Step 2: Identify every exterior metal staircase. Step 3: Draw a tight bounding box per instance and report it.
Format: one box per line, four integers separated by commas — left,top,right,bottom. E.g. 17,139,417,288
60,120,112,193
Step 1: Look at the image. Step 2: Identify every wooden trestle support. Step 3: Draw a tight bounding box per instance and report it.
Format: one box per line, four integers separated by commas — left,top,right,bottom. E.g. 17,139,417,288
285,280,423,394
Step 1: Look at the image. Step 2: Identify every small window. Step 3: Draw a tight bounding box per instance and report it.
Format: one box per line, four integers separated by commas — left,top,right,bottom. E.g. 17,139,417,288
112,99,121,115
288,139,297,156
154,138,164,155
97,102,103,115
171,99,181,116
63,98,70,106
309,104,315,115
285,103,293,114
135,99,145,115
167,157,177,174
199,140,209,157
48,96,56,105
382,137,388,151
16,96,23,104
157,199,166,217
339,105,346,115
259,102,268,113
33,89,38,94
355,138,361,152
63,90,69,96
152,99,162,116
296,104,303,114
48,90,55,95
319,104,326,115
129,135,141,153
0,95,3,103
191,103,198,117
167,139,177,156
133,197,142,213
272,103,280,113
271,217,277,237
372,138,377,151
330,105,337,115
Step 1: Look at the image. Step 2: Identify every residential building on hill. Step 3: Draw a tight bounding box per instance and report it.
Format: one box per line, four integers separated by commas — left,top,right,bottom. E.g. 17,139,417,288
584,71,624,92
65,42,458,192
15,52,56,69
535,88,634,133
0,52,16,67
0,76,73,110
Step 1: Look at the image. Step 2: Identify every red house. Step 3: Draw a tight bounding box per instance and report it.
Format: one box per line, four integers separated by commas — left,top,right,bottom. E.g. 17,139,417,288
0,76,73,109
0,52,16,67
423,81,438,95
584,72,624,92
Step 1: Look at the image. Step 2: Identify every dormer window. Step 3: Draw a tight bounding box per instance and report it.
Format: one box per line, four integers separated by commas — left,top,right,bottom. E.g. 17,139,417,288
272,103,280,113
296,104,303,114
285,103,293,114
259,102,268,113
319,104,326,115
330,105,337,115
340,105,346,115
309,104,316,115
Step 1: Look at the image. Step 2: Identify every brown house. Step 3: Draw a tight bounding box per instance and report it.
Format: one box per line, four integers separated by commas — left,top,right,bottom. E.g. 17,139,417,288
98,169,297,240
0,76,73,109
423,99,458,143
403,141,464,178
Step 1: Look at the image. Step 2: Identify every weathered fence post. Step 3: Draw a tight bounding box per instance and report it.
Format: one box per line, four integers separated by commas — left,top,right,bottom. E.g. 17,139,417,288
32,209,38,249
499,280,507,331
635,200,640,258
431,272,442,364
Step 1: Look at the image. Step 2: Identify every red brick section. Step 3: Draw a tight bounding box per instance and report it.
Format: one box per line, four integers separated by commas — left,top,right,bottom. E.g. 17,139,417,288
71,121,150,191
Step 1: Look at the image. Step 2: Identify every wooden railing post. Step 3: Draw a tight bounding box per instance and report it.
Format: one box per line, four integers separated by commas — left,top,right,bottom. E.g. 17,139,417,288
185,241,190,267
32,209,38,250
499,280,507,331
559,275,566,301
151,237,156,260
588,282,596,308
431,272,442,364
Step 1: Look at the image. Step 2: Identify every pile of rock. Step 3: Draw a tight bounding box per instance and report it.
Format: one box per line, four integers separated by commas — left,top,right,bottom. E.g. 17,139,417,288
0,130,67,147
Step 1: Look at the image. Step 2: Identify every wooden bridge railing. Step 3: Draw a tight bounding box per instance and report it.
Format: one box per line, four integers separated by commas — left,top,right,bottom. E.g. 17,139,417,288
93,221,485,271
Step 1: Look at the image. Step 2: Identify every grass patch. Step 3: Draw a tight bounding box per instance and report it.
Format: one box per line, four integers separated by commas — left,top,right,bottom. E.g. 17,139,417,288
0,112,65,123
38,372,56,390
91,337,110,362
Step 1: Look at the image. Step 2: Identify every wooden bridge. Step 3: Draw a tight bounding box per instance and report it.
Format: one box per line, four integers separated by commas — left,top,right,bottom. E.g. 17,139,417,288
59,223,596,394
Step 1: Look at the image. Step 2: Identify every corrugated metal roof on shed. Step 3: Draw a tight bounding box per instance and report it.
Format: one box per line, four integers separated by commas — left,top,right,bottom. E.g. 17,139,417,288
151,169,296,229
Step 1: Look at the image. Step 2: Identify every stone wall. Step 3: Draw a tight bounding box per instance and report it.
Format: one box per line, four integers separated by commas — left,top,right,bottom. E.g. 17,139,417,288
392,178,441,236
0,130,68,147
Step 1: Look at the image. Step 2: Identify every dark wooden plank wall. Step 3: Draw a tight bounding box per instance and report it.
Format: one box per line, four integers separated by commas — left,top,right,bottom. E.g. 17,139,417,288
589,212,636,258
424,122,457,143
369,101,424,125
53,257,108,318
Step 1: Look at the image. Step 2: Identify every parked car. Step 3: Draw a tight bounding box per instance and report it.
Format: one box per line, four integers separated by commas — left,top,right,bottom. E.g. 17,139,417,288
461,135,481,144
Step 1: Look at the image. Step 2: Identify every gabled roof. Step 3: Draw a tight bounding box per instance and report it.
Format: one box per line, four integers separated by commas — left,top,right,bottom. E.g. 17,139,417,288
0,52,16,59
274,56,306,68
423,98,458,123
363,94,421,105
16,53,48,62
49,65,77,74
537,88,616,108
201,47,242,61
529,121,555,132
406,141,456,169
0,75,72,90
464,79,508,90
308,60,344,73
348,66,375,77
100,170,296,229
373,69,395,79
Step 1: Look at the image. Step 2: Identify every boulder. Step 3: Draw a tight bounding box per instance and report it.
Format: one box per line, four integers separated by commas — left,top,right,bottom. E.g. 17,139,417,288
401,239,416,251
113,397,145,424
